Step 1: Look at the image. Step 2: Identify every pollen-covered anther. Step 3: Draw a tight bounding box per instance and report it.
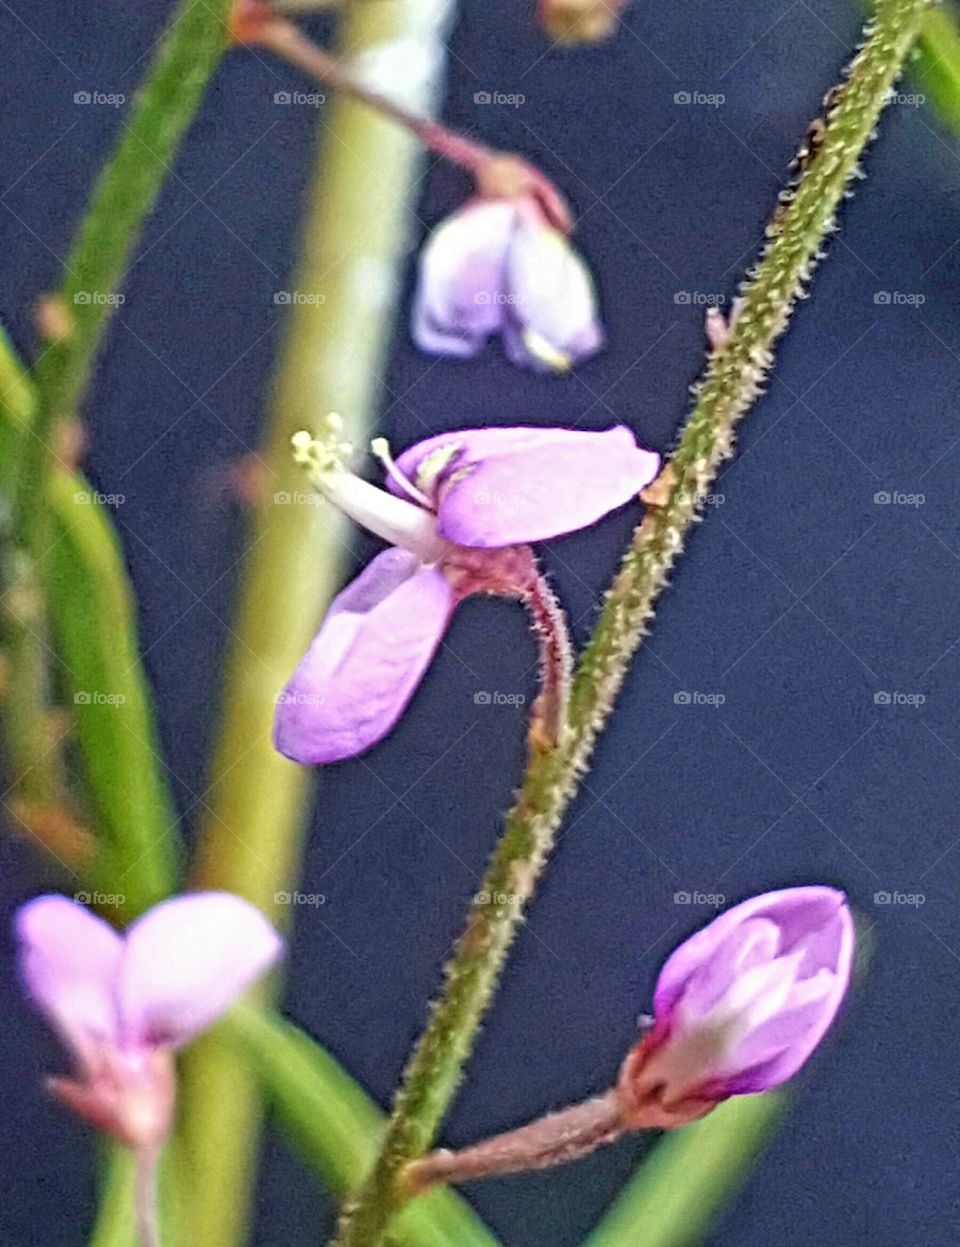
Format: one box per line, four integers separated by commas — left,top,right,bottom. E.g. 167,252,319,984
291,416,354,481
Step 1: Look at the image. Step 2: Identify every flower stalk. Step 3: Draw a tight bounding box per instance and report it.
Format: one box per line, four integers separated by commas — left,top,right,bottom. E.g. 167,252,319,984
135,1149,162,1247
332,1,931,1242
235,4,572,229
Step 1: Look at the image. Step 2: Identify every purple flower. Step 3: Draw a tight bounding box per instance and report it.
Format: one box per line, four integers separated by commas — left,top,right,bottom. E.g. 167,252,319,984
620,887,854,1126
16,892,282,1147
412,195,603,373
274,421,660,765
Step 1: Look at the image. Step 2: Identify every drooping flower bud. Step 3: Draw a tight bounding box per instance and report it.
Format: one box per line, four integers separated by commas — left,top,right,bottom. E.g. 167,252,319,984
412,188,603,373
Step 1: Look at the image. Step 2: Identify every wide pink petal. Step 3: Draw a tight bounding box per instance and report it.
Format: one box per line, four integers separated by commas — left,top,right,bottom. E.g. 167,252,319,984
16,895,124,1065
116,893,282,1049
391,425,660,548
273,548,455,764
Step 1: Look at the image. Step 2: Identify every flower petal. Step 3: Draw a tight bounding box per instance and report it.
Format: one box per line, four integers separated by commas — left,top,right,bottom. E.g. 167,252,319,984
653,886,850,1019
391,425,660,548
116,893,282,1049
411,201,517,357
501,220,604,372
16,895,124,1064
274,548,455,764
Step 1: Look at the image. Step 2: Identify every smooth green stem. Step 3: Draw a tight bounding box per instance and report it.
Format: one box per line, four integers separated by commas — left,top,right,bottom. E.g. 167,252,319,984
229,1007,502,1247
333,2,930,1243
583,1095,783,1247
175,2,456,1243
2,0,233,880
1,330,175,907
0,334,67,815
12,0,233,543
912,3,960,130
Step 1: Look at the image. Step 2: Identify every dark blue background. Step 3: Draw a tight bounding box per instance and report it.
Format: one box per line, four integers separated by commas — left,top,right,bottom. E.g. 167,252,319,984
1,0,956,1243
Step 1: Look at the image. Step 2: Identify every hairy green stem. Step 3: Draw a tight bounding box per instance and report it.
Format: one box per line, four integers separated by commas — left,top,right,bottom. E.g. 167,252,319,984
175,2,456,1243
333,2,930,1242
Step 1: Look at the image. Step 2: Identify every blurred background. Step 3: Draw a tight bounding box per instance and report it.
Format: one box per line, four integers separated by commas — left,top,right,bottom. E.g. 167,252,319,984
0,0,957,1243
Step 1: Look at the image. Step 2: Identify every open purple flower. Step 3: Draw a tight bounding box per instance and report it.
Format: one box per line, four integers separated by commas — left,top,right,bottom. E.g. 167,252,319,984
274,419,660,765
16,892,282,1148
412,194,603,373
620,887,854,1126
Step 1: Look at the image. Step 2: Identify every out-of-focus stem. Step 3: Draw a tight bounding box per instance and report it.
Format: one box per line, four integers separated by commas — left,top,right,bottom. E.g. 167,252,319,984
333,2,930,1242
176,1,456,1243
12,0,234,545
134,1149,161,1247
256,16,488,171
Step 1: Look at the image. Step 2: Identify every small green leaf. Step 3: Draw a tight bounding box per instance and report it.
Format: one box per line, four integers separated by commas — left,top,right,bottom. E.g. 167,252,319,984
229,1008,503,1247
582,1095,783,1247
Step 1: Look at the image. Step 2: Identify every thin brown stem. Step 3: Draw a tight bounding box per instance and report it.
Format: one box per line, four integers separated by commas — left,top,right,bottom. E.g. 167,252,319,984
255,18,489,171
405,1090,624,1191
522,566,573,751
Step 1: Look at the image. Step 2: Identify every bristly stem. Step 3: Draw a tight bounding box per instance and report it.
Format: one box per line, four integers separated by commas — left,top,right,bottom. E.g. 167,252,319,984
331,1,931,1242
404,1090,625,1191
522,564,573,751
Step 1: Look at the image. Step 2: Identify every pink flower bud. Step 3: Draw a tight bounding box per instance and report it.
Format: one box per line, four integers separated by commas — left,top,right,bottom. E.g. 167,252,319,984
621,887,854,1124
